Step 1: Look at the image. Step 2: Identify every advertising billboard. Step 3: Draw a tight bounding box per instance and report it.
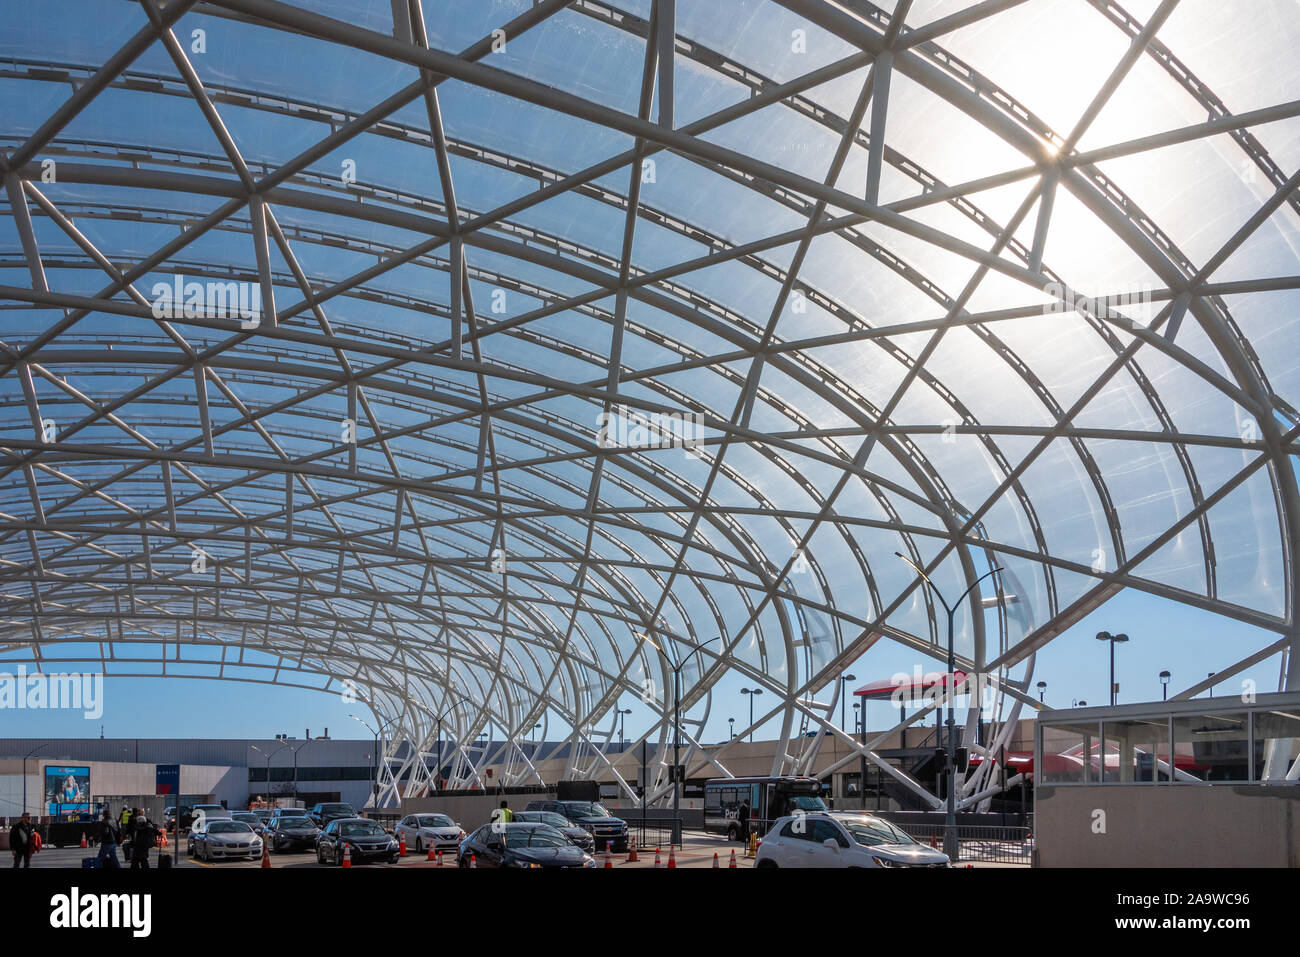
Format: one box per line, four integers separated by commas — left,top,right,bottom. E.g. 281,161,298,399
44,765,91,814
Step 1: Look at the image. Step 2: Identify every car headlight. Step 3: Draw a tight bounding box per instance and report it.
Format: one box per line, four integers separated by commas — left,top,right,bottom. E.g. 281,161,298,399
871,855,899,868
582,857,597,868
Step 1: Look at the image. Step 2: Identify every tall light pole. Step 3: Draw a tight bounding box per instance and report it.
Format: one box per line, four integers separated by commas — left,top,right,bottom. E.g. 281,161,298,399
22,742,58,817
433,707,454,789
741,687,763,742
250,742,291,804
1095,631,1129,706
838,674,857,732
639,632,722,828
728,717,735,741
351,713,397,806
618,709,632,751
1159,670,1171,700
895,552,1003,863
1036,681,1046,703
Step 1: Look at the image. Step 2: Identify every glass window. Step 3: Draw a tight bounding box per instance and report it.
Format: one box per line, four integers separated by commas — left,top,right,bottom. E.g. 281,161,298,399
1174,712,1250,782
1255,709,1300,782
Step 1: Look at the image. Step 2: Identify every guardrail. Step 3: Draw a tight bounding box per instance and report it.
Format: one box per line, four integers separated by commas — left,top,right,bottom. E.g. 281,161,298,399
890,823,1034,865
620,816,683,849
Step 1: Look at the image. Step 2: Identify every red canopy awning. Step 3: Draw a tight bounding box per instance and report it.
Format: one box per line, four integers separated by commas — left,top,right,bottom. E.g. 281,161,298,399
853,670,969,700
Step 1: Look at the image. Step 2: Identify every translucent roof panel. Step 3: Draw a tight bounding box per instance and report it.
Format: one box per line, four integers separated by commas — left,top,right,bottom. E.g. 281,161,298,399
1,0,1297,796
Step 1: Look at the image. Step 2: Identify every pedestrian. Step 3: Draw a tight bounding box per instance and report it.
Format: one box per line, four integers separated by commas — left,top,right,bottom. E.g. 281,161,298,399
96,810,121,869
489,800,513,825
9,812,36,868
119,804,131,827
737,800,751,844
129,812,158,870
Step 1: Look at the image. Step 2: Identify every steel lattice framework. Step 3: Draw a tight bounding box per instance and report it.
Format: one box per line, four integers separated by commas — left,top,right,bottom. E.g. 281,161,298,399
1,0,1298,807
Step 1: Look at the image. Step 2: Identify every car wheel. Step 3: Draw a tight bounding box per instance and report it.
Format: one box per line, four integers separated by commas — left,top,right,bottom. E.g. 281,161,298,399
727,824,739,842
334,849,343,867
316,846,324,865
757,859,778,868
414,836,423,853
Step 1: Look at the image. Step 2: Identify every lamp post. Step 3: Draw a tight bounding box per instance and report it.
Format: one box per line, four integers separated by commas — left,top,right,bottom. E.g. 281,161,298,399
838,674,857,732
895,552,1003,863
618,709,632,751
1036,681,1046,703
1159,670,1171,701
22,742,58,817
351,713,397,806
250,742,292,802
728,717,735,740
741,687,764,742
1095,631,1129,706
433,707,454,789
639,633,722,828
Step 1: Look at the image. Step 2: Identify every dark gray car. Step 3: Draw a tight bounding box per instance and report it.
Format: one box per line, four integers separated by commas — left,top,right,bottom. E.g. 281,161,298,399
511,810,595,852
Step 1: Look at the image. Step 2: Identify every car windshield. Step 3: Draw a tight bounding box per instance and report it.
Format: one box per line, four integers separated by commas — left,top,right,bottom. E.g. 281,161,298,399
562,802,608,818
232,813,258,822
208,822,252,835
417,815,454,828
339,822,385,838
843,818,917,847
788,796,828,811
277,816,312,827
503,826,568,848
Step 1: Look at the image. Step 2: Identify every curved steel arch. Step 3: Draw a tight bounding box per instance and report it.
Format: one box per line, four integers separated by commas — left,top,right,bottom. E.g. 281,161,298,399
1,0,1298,806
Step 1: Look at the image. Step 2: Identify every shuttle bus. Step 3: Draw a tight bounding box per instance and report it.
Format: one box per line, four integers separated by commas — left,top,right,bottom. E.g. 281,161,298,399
703,776,827,841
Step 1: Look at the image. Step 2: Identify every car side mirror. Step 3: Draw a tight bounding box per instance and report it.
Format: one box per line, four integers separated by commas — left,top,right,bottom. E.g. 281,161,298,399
823,838,840,850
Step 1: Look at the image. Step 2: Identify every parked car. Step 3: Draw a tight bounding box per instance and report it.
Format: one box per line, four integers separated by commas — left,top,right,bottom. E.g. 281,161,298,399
315,817,399,866
510,810,595,852
188,804,231,832
189,819,264,862
457,822,596,868
163,805,193,833
754,812,951,868
308,802,357,828
394,813,464,854
266,809,320,852
230,811,268,835
523,800,628,852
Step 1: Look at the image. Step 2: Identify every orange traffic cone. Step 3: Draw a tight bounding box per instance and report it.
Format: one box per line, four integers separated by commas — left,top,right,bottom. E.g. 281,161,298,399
342,844,352,869
437,850,444,867
626,839,638,863
261,845,270,869
654,847,662,868
399,836,407,857
80,832,87,849
667,848,676,869
712,852,719,868
427,843,436,861
470,853,477,869
604,845,612,869
728,849,737,869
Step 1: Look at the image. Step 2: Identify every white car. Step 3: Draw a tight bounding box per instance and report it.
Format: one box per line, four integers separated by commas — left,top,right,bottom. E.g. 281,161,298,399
394,813,465,854
189,819,264,862
755,812,950,868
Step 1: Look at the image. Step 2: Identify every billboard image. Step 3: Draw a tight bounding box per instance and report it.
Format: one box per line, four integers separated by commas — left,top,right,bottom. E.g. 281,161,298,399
44,766,91,814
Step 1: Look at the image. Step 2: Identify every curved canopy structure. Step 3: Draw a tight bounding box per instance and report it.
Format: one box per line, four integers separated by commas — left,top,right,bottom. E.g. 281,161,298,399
2,0,1299,805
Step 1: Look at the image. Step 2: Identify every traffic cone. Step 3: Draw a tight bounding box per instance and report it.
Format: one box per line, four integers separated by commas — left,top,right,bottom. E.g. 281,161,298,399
626,839,638,863
80,832,87,848
654,847,661,868
342,844,352,869
437,850,444,867
729,849,737,869
470,853,477,869
261,845,270,869
667,848,676,869
604,845,612,869
427,843,436,861
399,836,407,857
712,852,719,868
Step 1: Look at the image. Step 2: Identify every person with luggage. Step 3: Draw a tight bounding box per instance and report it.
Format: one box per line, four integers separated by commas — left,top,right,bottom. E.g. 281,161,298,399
96,809,122,868
128,811,158,869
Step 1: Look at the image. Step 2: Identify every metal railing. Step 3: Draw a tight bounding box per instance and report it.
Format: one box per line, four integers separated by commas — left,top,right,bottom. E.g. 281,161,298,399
890,822,1034,865
620,816,683,849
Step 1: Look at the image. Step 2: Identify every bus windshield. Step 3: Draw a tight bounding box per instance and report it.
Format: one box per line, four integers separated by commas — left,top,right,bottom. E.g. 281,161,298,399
788,795,828,811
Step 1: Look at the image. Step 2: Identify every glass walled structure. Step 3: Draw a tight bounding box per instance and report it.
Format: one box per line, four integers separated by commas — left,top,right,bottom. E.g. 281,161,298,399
2,0,1299,807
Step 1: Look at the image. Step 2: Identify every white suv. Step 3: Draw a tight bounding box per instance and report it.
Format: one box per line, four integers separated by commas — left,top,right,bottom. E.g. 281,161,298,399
755,812,950,868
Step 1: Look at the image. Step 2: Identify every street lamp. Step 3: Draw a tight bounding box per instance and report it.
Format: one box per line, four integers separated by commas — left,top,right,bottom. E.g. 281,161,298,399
1095,631,1129,706
1159,670,1171,700
22,742,59,817
728,717,735,740
740,688,764,742
895,552,1003,863
618,709,632,751
351,713,397,806
838,674,857,732
1036,680,1046,703
250,742,292,802
432,707,455,790
639,632,722,828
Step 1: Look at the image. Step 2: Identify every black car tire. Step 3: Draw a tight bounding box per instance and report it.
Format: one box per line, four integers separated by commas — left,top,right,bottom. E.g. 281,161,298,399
334,848,343,867
414,836,423,853
316,846,325,865
727,824,739,842
757,859,778,868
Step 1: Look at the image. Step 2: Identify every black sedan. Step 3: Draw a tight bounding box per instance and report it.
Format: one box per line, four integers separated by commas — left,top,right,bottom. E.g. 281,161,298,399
457,823,597,869
266,811,320,852
510,810,595,853
316,817,400,866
